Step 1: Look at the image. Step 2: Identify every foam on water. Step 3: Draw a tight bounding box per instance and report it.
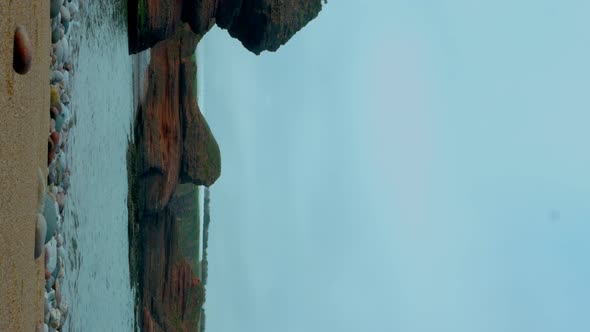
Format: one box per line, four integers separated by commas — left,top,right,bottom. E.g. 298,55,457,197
62,1,135,330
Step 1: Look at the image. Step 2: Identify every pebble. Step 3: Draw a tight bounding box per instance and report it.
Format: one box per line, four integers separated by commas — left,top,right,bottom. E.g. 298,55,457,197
43,195,58,242
35,213,47,259
45,238,57,272
50,0,61,18
50,107,59,119
50,70,64,84
50,86,60,108
49,308,61,328
13,25,33,74
51,25,61,44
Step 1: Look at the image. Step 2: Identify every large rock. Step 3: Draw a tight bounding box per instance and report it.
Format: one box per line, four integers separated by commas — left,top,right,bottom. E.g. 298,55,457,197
128,0,185,53
128,0,323,54
221,0,324,54
140,204,205,332
135,25,220,212
134,37,183,213
178,42,220,187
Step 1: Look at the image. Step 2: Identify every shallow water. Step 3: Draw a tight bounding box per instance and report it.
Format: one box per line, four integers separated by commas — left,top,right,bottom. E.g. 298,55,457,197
62,1,135,331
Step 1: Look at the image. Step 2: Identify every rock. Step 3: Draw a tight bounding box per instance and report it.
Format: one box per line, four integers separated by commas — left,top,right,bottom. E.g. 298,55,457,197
180,53,221,187
50,132,60,148
50,70,64,84
50,86,60,108
48,138,56,165
128,0,324,54
127,0,185,53
50,0,61,18
43,195,58,242
13,25,33,74
223,0,323,54
60,6,70,24
51,25,61,44
44,238,57,272
68,2,79,19
35,214,47,259
48,160,58,185
50,107,59,119
55,113,64,132
49,307,60,328
54,39,69,64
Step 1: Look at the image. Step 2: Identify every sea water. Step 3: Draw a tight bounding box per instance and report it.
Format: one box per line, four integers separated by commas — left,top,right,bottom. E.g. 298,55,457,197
61,1,135,330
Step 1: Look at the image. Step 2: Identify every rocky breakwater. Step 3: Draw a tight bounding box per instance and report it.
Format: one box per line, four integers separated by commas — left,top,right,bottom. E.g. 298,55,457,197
128,0,324,54
129,24,219,330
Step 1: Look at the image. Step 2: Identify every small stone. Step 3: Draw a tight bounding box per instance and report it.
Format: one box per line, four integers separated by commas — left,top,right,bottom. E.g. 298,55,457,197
43,196,58,243
13,25,33,74
50,132,60,147
50,0,61,18
60,6,70,24
68,2,79,18
50,86,60,108
50,70,64,84
45,268,51,280
48,138,56,165
50,107,59,119
55,114,64,133
35,213,47,259
49,307,61,328
51,26,61,44
44,238,57,272
55,39,69,64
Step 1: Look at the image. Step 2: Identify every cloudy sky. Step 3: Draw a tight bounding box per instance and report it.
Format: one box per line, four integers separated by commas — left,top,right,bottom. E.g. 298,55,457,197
199,1,590,331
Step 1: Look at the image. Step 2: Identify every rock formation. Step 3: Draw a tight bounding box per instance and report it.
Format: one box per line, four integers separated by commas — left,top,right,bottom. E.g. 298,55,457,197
134,24,220,212
140,202,205,332
128,0,323,54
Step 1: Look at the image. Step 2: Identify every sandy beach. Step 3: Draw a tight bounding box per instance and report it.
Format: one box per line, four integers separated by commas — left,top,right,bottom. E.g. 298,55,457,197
0,0,50,330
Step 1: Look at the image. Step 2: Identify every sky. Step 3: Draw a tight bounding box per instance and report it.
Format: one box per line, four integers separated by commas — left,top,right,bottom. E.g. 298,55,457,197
199,1,590,331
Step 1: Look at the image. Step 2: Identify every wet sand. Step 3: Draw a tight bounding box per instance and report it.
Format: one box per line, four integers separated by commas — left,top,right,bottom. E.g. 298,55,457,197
0,0,50,330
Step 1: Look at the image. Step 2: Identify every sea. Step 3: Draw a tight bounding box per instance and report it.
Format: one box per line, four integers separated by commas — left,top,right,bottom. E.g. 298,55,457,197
61,1,136,330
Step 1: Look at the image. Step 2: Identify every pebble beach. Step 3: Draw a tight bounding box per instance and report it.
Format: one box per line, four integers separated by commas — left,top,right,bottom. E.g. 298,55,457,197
39,0,82,330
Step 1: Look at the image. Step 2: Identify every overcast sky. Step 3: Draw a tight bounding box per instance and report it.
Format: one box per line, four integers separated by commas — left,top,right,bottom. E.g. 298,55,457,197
199,1,590,331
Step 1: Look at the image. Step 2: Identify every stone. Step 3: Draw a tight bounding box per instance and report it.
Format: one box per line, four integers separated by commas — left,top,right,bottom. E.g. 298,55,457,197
50,132,60,148
50,107,59,119
13,25,33,74
50,86,60,108
35,214,47,259
43,195,58,242
48,138,56,165
44,238,58,272
51,25,61,44
49,307,61,328
50,70,64,84
60,6,70,24
128,0,324,55
50,0,61,18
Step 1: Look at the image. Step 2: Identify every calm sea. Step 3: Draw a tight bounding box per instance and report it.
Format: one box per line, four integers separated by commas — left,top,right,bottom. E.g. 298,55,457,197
61,1,135,330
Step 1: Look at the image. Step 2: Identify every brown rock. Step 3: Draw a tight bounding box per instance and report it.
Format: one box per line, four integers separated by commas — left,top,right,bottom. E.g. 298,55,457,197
128,0,323,55
13,25,33,74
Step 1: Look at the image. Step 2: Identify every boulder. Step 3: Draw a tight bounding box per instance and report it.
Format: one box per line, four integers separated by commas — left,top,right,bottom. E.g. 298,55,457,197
221,0,324,54
128,0,324,54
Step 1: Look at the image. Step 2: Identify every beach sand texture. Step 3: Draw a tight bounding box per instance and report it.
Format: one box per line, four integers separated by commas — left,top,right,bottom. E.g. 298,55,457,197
0,0,50,330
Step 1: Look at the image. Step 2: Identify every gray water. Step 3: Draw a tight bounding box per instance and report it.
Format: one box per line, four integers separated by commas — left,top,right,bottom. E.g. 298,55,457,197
62,1,135,331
